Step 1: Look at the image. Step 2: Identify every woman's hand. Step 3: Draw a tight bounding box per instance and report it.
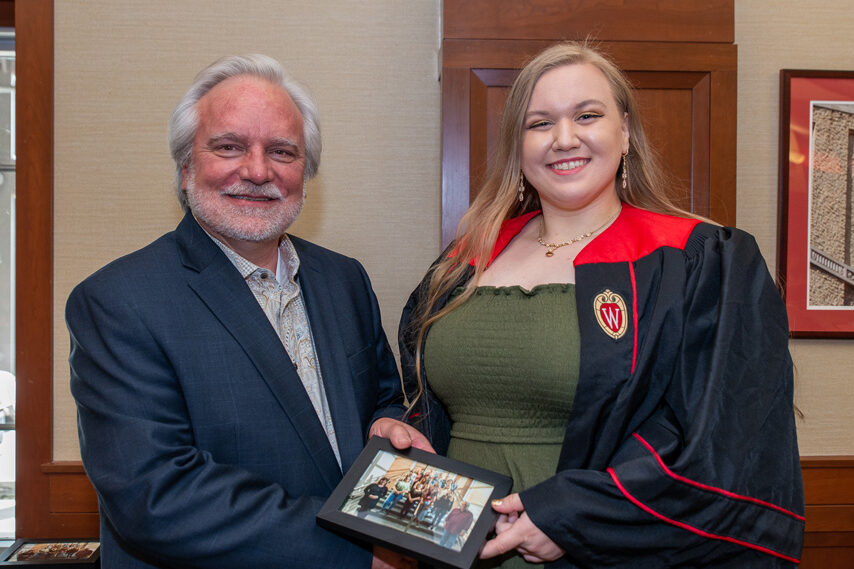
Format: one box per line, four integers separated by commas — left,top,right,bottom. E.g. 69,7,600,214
480,494,565,563
369,418,435,453
493,510,520,535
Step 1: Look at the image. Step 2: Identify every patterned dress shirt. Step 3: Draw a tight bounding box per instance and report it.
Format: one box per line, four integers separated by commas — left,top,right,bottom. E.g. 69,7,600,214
207,231,342,467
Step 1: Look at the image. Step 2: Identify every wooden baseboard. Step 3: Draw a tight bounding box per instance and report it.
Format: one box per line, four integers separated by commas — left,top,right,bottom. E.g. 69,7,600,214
800,457,854,567
39,462,98,538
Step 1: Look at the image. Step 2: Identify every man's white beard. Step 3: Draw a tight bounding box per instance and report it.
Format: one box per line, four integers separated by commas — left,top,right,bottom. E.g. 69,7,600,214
185,173,304,243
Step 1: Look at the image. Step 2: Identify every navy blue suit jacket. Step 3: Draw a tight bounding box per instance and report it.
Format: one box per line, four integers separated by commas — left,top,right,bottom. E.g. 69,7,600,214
67,213,405,568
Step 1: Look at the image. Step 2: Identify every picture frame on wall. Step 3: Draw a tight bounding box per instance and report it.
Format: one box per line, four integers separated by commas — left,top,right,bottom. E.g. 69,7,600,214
777,69,854,337
317,436,512,569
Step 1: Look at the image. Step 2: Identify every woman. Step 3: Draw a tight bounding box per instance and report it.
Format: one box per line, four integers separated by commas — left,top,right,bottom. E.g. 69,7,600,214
415,485,437,523
400,42,803,568
400,479,426,518
356,476,389,519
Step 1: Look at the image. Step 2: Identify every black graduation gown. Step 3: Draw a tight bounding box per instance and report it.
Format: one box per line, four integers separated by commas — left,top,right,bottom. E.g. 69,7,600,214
399,204,804,568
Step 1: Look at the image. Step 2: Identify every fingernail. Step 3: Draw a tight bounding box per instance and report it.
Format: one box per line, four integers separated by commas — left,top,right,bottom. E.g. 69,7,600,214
492,499,502,506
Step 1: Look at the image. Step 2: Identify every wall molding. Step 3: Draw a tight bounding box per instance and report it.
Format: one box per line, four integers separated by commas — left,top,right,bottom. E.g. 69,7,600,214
16,0,56,539
800,456,854,566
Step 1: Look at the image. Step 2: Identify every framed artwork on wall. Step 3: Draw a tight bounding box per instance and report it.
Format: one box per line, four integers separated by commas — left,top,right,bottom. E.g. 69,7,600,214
778,69,854,337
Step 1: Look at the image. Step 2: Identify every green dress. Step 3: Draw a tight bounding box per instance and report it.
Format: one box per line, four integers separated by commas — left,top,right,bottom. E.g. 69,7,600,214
424,284,579,569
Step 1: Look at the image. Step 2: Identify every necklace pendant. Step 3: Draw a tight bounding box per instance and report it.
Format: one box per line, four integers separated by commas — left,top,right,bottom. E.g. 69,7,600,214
545,250,555,257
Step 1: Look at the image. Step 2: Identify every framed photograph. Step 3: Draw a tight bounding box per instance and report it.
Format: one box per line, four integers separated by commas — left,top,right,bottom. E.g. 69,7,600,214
0,540,100,567
778,69,854,337
317,436,512,569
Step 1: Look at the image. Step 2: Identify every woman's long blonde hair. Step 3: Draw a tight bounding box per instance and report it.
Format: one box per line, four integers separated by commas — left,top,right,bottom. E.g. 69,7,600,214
406,41,687,408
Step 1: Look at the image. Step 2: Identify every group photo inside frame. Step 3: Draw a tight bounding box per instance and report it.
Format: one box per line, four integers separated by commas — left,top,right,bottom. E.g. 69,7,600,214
778,69,854,337
317,437,512,569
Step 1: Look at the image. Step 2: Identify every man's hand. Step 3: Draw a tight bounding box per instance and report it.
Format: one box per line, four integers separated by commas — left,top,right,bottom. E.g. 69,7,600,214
480,493,564,564
369,418,435,453
372,546,417,569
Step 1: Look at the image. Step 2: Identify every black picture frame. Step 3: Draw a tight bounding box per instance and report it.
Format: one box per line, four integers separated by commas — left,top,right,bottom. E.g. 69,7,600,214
0,540,100,567
317,436,512,569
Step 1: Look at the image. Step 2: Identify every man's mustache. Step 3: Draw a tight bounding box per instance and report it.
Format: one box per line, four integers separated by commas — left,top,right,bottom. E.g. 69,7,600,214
221,182,283,199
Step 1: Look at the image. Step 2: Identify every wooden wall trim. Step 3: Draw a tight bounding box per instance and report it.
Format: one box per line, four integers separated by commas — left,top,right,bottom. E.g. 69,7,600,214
802,456,854,469
0,0,13,27
443,39,739,71
440,67,470,245
41,461,87,474
802,456,854,535
15,0,55,539
444,0,734,43
802,456,854,504
805,505,854,532
801,457,854,566
804,531,854,547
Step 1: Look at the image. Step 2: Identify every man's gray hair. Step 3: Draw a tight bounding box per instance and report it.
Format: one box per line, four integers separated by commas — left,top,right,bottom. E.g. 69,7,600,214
168,54,321,210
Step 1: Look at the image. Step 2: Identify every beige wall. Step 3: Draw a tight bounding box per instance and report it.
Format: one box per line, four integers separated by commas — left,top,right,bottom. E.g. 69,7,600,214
52,0,442,459
735,0,854,456
51,0,853,459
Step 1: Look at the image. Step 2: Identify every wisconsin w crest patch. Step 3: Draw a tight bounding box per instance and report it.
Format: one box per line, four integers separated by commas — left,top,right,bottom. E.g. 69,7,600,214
594,289,627,339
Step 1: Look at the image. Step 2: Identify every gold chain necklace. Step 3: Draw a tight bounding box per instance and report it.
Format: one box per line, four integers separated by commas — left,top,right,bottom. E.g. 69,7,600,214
536,207,621,257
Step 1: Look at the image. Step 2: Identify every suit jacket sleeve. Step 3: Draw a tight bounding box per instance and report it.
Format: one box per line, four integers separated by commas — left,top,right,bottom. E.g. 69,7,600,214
520,228,804,568
67,270,373,569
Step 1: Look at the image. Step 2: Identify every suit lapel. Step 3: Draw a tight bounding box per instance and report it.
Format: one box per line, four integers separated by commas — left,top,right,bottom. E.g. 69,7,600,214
294,242,364,472
175,214,342,488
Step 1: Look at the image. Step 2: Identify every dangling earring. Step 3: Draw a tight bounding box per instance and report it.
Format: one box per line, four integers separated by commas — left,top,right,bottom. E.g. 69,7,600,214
518,170,525,202
621,153,628,190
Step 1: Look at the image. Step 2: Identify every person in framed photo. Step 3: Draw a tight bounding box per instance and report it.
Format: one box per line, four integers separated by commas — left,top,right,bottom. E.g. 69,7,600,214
399,479,426,518
399,41,804,568
357,476,391,519
381,472,414,515
67,53,428,569
438,501,474,550
428,490,455,529
414,484,437,524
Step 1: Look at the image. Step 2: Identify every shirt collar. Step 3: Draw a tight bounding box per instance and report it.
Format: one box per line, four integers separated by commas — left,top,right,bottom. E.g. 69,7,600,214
202,228,300,287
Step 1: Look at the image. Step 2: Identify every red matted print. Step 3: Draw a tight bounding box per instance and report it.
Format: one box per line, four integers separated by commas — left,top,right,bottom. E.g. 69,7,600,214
778,70,854,337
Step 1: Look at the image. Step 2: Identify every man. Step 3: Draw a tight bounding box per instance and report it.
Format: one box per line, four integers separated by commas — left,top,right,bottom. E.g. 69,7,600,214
439,502,474,550
67,54,428,569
